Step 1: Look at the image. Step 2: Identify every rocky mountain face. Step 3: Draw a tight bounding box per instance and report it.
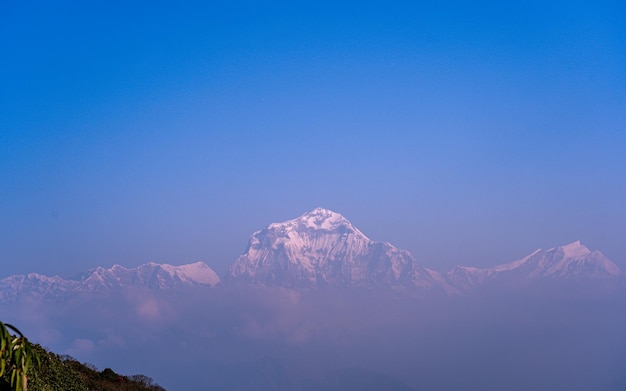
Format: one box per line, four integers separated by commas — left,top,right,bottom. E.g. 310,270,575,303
225,208,622,292
0,262,220,301
447,240,622,290
224,207,447,291
1,209,622,300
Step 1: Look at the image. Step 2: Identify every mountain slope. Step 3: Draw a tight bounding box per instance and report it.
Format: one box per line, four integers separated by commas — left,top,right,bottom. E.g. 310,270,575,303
447,241,622,289
224,207,446,291
0,262,219,301
10,343,166,391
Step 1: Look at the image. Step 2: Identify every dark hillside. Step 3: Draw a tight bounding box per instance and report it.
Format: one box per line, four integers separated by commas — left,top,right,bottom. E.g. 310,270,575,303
1,344,164,391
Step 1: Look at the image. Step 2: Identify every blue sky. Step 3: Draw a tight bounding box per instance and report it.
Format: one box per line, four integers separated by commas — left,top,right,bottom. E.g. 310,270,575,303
1,0,625,276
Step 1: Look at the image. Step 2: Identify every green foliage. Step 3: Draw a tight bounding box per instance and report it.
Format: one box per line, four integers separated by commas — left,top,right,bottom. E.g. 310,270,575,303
24,345,88,391
0,321,37,391
29,348,165,391
0,321,164,391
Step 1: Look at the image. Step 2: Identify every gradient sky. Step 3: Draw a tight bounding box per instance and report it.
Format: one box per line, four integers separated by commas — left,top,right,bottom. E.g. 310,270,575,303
1,0,625,277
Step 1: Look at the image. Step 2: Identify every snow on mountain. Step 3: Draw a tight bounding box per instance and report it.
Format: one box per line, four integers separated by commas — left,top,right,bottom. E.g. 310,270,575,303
447,241,622,289
2,208,620,300
0,262,220,301
78,261,221,292
224,207,447,291
0,273,78,301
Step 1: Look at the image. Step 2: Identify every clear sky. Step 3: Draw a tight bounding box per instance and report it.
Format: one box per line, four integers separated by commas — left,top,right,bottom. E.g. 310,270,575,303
1,0,625,277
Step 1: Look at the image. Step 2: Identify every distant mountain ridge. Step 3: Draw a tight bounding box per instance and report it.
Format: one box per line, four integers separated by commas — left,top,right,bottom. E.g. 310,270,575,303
1,208,622,301
0,261,220,301
447,240,622,290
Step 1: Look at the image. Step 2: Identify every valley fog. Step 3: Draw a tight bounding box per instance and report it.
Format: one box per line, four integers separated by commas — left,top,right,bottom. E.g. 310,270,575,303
4,284,625,391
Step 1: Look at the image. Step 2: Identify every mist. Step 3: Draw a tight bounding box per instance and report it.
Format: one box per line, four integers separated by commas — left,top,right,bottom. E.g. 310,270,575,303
2,282,625,391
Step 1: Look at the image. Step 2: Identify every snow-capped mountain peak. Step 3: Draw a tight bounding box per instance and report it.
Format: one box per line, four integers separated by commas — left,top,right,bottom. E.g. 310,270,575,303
551,240,591,258
225,208,445,291
266,207,369,239
156,262,221,285
296,207,354,230
447,240,622,289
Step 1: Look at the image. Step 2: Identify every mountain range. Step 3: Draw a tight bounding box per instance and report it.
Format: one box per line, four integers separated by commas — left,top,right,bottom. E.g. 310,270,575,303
0,261,220,301
1,208,622,300
224,208,622,290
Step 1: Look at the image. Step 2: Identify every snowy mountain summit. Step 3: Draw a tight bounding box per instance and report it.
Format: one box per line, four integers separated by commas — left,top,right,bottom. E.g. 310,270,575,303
525,241,621,278
225,207,446,290
447,240,622,289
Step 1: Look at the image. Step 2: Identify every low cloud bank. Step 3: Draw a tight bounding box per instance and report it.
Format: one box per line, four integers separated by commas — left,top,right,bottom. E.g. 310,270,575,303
2,284,625,391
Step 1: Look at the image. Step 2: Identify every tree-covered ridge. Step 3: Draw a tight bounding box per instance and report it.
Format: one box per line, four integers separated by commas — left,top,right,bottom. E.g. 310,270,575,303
1,343,165,391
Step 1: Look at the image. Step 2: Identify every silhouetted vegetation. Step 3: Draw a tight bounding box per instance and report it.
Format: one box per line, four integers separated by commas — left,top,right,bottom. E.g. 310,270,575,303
1,343,164,391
